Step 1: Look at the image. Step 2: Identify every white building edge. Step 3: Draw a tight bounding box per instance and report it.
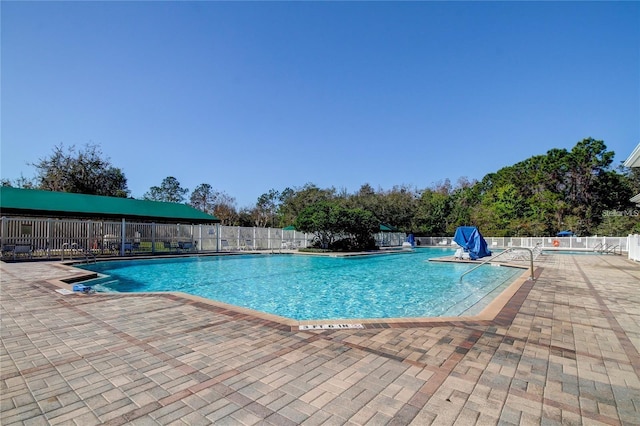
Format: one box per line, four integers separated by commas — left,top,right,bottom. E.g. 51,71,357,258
623,143,640,261
624,143,640,206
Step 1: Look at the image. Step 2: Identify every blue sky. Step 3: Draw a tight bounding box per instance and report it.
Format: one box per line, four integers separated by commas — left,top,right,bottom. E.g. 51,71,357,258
2,1,639,207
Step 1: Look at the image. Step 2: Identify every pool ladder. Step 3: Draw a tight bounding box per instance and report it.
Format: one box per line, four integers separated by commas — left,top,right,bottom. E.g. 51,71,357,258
592,243,622,255
61,243,96,263
459,246,536,283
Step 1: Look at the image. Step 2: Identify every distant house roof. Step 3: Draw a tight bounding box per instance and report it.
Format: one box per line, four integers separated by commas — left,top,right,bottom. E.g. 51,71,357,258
0,187,220,224
624,143,640,168
624,143,640,206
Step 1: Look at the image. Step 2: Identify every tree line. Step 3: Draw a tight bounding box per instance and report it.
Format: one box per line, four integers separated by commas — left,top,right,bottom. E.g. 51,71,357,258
3,138,639,237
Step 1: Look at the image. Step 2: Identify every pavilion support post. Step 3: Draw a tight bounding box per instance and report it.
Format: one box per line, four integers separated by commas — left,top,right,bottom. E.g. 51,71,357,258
1,217,6,247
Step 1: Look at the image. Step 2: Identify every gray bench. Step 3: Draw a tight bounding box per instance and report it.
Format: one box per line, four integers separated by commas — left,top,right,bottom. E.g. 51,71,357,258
1,244,32,260
178,241,195,252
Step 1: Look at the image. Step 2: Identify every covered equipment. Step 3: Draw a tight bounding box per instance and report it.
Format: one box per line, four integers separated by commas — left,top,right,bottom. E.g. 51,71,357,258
406,233,415,247
453,226,492,260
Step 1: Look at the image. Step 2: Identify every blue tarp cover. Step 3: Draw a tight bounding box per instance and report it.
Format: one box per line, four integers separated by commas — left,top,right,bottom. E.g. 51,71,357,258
406,234,415,246
453,226,492,260
556,230,574,237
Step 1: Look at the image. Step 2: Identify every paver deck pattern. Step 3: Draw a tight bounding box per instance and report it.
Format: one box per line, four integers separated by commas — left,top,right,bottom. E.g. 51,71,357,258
1,253,639,425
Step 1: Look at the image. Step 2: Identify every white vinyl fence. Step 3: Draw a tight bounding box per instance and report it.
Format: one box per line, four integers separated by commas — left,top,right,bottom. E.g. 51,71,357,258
629,234,640,262
0,216,408,259
416,235,630,252
0,216,222,259
0,215,633,260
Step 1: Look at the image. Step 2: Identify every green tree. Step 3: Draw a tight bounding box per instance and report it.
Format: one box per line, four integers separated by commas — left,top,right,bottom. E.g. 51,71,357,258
278,183,337,227
189,183,238,224
377,186,418,232
276,187,296,226
465,138,635,235
295,201,340,249
295,201,379,251
237,207,255,227
1,175,36,189
255,189,280,227
347,184,378,214
566,138,614,206
347,184,417,232
494,184,526,222
31,143,129,197
190,183,217,214
144,176,188,203
595,213,640,236
414,189,450,235
340,207,379,250
212,192,238,226
525,190,564,235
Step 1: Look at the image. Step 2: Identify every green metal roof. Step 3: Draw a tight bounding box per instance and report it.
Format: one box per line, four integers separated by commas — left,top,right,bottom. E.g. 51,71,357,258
0,187,220,223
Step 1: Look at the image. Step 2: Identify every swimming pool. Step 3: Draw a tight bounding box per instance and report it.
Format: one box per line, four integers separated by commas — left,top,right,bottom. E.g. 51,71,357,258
77,248,523,321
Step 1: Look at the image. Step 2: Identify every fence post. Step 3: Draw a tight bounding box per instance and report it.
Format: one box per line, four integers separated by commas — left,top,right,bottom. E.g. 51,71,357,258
87,220,92,251
1,217,5,247
46,219,52,258
629,234,640,261
120,219,126,256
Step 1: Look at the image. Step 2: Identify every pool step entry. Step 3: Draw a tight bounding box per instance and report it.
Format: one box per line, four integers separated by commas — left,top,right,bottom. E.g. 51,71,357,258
460,246,536,282
592,242,622,255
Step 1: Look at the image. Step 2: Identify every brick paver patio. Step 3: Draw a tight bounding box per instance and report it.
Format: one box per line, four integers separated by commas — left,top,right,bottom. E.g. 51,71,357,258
1,253,639,425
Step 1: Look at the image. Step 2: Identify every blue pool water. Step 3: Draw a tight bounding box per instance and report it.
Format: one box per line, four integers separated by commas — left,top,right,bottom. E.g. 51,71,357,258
77,248,523,321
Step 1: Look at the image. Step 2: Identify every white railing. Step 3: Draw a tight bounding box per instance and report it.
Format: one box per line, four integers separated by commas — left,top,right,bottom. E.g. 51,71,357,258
415,236,630,253
1,215,633,259
629,234,640,261
460,246,537,282
0,216,321,258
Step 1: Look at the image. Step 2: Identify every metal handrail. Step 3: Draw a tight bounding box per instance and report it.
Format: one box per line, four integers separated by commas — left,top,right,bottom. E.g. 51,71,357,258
61,243,96,263
75,243,96,264
592,243,621,255
605,244,620,255
460,247,535,282
61,243,70,261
